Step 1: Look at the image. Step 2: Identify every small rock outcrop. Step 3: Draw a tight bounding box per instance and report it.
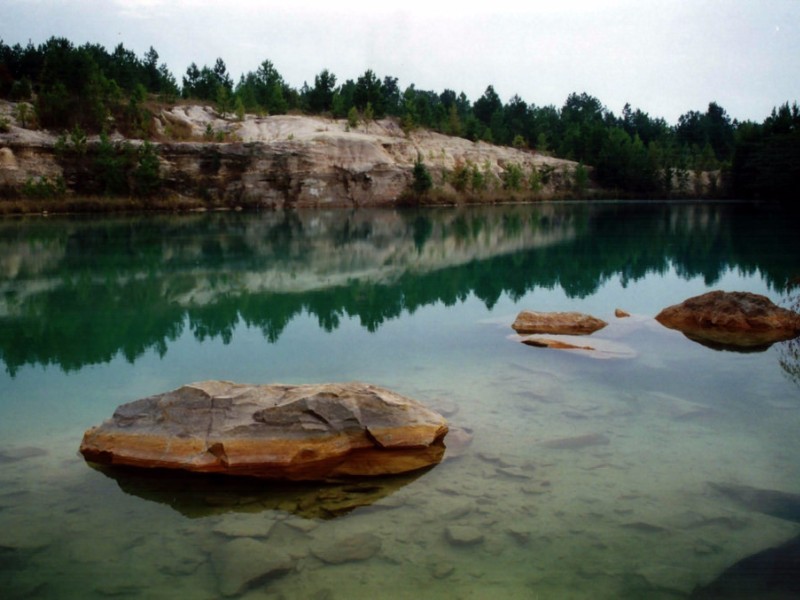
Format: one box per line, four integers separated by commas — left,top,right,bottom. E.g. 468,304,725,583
511,310,607,335
655,290,800,350
80,381,448,481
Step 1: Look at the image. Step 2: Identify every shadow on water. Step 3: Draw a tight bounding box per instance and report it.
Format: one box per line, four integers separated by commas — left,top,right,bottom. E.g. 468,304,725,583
89,463,429,520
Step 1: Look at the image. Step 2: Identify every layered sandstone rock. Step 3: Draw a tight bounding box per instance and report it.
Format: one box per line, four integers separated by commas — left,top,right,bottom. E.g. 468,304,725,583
0,105,578,207
511,310,607,335
655,290,800,350
80,381,448,481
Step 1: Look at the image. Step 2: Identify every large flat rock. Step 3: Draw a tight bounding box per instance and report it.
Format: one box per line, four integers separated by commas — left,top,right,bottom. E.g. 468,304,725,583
80,381,448,481
656,290,800,351
512,310,607,335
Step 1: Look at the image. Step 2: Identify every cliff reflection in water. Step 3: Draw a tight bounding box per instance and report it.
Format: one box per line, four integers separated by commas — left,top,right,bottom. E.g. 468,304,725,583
0,202,797,375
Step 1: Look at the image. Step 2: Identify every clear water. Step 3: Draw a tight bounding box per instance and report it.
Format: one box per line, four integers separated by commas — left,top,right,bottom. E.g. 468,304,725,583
1,202,799,599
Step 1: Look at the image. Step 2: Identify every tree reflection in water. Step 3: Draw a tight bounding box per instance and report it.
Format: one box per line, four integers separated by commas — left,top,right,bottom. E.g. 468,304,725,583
0,202,798,375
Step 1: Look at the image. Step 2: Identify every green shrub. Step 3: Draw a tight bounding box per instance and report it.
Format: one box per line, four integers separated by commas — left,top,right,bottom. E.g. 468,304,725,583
451,161,470,192
512,134,527,149
502,163,524,191
22,175,66,199
574,162,589,194
95,132,131,195
529,165,542,192
132,141,161,197
470,164,486,192
412,154,433,195
347,106,359,130
69,125,88,155
14,103,34,129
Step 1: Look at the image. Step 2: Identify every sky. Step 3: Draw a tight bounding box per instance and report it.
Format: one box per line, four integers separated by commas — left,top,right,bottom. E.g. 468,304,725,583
1,0,799,124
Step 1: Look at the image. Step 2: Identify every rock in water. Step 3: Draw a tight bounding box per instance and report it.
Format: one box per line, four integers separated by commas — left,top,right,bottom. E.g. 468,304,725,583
708,482,800,523
444,525,484,546
80,381,448,481
656,290,800,351
512,310,607,335
520,335,637,360
541,433,610,449
311,532,382,564
691,535,800,599
212,538,295,597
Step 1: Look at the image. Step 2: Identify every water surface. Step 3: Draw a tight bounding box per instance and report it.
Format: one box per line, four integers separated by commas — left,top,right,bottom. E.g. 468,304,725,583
1,202,799,598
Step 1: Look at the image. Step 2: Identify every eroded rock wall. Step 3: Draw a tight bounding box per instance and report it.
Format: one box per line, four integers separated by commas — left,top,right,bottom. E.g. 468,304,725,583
0,102,578,207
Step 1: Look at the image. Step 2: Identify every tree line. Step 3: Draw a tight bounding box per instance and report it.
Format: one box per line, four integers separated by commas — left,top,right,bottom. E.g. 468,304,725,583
1,36,798,200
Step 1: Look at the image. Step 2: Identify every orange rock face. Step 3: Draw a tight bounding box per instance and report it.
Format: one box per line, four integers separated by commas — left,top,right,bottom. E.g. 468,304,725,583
80,381,448,481
655,291,800,350
512,310,607,335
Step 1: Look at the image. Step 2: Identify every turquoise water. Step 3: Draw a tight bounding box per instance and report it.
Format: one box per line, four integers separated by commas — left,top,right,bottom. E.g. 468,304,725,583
1,202,799,598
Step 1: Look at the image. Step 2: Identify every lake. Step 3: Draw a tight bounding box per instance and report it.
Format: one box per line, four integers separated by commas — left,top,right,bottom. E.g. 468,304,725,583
1,201,799,599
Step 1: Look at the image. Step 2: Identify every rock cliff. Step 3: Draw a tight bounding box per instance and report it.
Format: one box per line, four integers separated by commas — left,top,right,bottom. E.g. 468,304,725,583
0,101,579,208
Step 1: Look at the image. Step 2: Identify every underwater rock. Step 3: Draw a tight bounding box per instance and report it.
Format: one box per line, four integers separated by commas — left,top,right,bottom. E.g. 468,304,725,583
431,398,459,417
213,517,277,539
311,532,382,564
443,426,474,459
511,310,607,335
440,499,475,521
497,466,533,479
507,525,531,545
0,446,47,464
212,538,295,597
520,335,637,359
444,525,484,546
656,290,800,351
541,433,610,449
708,482,800,523
80,381,448,481
691,534,800,599
615,308,631,318
521,336,594,351
431,560,455,579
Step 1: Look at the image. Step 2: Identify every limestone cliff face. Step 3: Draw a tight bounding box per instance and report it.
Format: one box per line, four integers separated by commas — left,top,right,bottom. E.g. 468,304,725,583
0,102,578,207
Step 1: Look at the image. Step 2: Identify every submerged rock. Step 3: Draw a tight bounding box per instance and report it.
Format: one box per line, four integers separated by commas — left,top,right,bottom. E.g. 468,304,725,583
708,482,800,523
0,446,48,464
691,535,800,599
80,381,448,481
311,532,382,564
444,525,484,546
442,426,474,459
519,335,637,359
212,538,295,597
656,290,800,351
541,433,611,449
511,310,607,336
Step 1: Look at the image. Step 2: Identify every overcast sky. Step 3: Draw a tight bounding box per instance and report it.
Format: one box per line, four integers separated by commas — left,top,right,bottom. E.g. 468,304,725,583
2,0,798,124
